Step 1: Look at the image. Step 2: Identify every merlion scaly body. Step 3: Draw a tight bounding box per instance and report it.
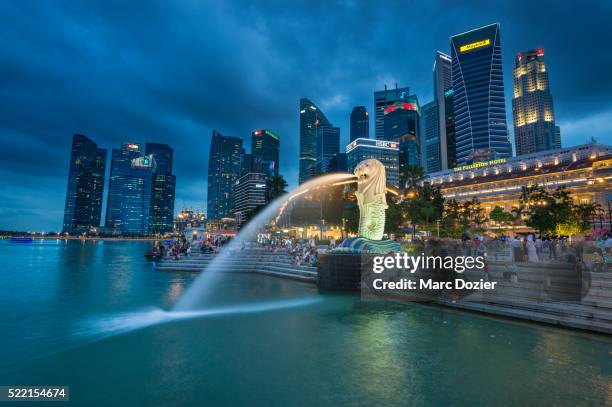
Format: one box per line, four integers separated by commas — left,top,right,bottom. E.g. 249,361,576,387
354,159,387,241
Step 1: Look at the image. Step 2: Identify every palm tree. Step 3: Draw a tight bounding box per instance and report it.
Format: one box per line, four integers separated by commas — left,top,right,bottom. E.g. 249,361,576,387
265,175,288,202
402,164,425,192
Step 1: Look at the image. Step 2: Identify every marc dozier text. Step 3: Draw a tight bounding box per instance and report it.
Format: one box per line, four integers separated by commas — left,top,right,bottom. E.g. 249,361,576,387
371,253,497,291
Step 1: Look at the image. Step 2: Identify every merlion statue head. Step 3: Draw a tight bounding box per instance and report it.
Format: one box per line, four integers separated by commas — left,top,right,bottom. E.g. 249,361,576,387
354,159,386,200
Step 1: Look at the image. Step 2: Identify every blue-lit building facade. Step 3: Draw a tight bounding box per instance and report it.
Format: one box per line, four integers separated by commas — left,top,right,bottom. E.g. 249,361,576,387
105,143,144,231
383,97,421,189
316,124,340,174
374,85,411,140
146,143,176,234
207,130,243,220
299,98,332,184
350,106,369,141
422,100,440,173
450,23,512,165
251,129,280,177
62,134,107,234
346,138,399,187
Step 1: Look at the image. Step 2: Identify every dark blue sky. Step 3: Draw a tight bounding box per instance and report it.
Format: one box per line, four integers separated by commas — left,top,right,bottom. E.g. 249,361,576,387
1,0,611,231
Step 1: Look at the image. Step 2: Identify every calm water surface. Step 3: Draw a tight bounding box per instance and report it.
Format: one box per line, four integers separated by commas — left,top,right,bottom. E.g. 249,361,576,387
0,240,610,406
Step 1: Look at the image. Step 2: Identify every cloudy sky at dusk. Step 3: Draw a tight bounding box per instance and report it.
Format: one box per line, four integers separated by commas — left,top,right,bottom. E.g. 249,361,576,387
1,0,611,231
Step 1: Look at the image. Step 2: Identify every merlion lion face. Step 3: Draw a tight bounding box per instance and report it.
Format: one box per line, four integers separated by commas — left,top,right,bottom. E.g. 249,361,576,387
354,159,386,196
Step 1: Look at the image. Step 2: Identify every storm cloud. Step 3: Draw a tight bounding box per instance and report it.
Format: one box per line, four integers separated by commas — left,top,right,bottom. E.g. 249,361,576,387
1,0,611,231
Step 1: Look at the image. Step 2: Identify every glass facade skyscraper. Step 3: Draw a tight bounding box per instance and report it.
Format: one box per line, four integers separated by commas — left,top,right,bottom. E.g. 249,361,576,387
444,89,457,169
105,142,175,235
233,172,268,226
374,85,410,140
350,106,369,141
105,142,143,231
145,143,176,234
433,51,452,170
316,124,340,174
251,129,280,177
62,134,107,234
512,48,561,156
382,97,421,189
207,130,243,220
299,98,332,184
450,23,512,165
422,100,440,173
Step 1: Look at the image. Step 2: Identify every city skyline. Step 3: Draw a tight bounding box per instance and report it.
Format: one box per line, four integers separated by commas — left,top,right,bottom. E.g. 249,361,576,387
1,1,611,231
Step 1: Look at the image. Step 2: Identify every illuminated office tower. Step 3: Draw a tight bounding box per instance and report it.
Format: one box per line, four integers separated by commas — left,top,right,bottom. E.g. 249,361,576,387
145,143,176,234
233,172,268,226
434,51,452,170
316,124,340,174
105,142,146,232
350,106,369,141
383,96,421,189
207,130,243,220
450,23,512,164
62,134,107,233
422,100,440,173
251,129,280,177
374,85,411,140
299,98,332,183
512,48,561,155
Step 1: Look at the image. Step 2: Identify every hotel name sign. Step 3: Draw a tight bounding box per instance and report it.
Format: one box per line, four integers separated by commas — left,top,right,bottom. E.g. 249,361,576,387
453,158,507,172
460,38,491,53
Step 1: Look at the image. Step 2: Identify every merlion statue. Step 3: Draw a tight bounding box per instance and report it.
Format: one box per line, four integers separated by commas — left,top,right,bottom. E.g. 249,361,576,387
354,159,387,241
335,158,399,253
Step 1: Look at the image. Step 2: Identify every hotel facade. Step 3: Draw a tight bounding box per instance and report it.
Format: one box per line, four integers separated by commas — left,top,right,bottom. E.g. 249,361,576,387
427,144,612,213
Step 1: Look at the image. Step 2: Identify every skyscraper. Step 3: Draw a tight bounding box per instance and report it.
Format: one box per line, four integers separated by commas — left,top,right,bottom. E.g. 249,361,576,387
299,98,332,184
512,48,561,155
105,142,145,231
207,130,243,220
382,97,421,189
350,106,369,141
251,129,280,177
146,143,176,234
422,100,440,173
316,124,340,174
233,172,268,226
444,88,457,169
433,51,452,170
62,134,107,234
374,85,411,140
450,23,512,165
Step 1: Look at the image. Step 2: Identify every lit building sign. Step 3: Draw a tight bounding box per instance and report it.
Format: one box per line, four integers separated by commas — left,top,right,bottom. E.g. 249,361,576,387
383,102,418,115
444,89,454,97
459,38,491,53
346,138,399,153
452,158,507,172
127,143,139,150
255,183,266,188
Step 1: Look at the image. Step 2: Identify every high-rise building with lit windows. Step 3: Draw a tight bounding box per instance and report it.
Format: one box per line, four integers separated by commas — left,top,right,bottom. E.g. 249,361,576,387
350,106,369,141
374,85,410,140
63,134,107,234
299,98,332,183
450,23,512,165
251,129,280,177
512,48,561,156
207,130,243,220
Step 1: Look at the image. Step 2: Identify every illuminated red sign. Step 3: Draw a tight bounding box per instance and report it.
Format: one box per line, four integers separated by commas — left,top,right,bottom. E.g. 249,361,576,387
537,48,544,56
384,105,397,114
254,130,263,135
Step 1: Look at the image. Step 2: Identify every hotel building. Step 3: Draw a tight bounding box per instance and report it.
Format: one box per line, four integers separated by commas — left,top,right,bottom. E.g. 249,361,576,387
427,144,612,213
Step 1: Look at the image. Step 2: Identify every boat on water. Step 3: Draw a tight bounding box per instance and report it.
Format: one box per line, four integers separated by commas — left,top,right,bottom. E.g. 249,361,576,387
10,237,34,243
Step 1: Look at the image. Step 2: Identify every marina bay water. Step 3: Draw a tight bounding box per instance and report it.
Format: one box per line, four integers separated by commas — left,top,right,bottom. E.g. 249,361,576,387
1,239,611,406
